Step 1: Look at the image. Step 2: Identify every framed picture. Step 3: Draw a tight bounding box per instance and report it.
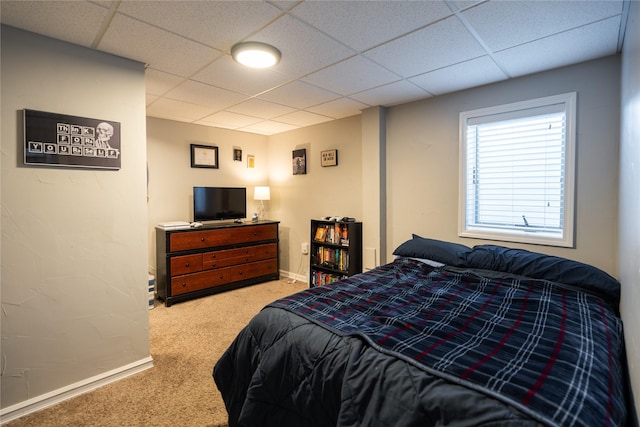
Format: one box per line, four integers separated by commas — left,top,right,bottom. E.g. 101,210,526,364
233,148,242,161
191,144,218,168
321,149,338,167
292,149,306,175
24,109,121,170
247,155,255,168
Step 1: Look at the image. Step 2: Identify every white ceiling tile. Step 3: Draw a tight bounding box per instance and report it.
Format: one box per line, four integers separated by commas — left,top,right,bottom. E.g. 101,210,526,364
463,0,624,52
307,98,369,119
364,15,487,78
227,99,297,120
163,81,247,111
249,14,355,79
98,13,221,77
146,98,214,122
290,1,452,51
146,94,159,105
409,56,507,96
350,80,431,107
240,121,299,135
116,1,284,51
258,81,340,109
0,1,108,47
495,17,621,78
145,69,185,96
195,112,263,129
269,1,299,12
450,1,485,12
192,56,290,97
303,55,401,96
274,111,333,127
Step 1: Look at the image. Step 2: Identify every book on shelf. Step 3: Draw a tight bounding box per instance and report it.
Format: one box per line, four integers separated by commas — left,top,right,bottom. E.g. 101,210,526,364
311,270,345,287
314,226,327,241
315,247,349,272
315,223,351,245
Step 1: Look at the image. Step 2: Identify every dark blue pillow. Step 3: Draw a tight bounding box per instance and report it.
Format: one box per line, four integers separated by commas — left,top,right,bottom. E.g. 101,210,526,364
467,244,621,308
393,235,471,267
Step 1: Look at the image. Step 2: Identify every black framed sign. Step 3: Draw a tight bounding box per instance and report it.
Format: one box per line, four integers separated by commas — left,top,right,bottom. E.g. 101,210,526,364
191,144,219,168
24,109,121,170
321,149,338,167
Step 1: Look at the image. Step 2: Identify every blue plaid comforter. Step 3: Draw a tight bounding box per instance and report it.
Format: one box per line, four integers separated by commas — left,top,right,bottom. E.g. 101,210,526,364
269,258,627,427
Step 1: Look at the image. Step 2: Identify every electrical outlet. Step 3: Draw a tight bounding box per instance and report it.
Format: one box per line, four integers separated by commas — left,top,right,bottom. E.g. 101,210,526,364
301,242,309,254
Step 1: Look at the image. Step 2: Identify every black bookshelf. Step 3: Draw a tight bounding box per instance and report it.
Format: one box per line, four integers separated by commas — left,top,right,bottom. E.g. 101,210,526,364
309,219,362,287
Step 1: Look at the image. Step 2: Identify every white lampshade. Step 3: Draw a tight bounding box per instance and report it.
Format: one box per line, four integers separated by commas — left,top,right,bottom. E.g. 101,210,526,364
254,186,271,201
231,42,281,68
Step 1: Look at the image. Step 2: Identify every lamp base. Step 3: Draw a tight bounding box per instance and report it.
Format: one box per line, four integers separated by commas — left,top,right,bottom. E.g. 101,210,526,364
256,200,267,221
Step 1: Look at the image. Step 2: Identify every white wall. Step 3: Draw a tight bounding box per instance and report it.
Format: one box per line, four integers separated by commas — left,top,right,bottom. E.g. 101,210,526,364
620,0,640,414
1,26,150,414
146,113,363,285
385,55,621,276
146,117,269,274
266,115,363,281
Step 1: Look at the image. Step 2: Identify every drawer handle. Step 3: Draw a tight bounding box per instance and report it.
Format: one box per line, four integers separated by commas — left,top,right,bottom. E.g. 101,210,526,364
238,271,243,275
181,282,187,287
200,237,205,242
211,263,217,267
219,275,224,279
185,262,190,267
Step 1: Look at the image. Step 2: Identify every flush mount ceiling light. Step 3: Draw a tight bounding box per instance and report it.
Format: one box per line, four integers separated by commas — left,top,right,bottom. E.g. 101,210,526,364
231,42,281,68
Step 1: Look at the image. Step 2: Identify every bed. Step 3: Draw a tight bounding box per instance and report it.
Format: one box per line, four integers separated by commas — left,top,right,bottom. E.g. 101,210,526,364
213,235,632,426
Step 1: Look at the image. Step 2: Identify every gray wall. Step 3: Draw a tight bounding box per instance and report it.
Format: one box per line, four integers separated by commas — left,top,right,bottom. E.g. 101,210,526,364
386,55,621,276
620,0,640,413
1,26,150,412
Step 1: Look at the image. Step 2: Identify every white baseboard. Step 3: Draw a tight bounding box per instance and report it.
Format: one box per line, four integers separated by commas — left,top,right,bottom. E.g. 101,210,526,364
0,356,153,425
280,269,308,284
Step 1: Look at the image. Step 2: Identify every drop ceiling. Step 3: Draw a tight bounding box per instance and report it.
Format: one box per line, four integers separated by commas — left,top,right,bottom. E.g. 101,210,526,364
0,0,629,135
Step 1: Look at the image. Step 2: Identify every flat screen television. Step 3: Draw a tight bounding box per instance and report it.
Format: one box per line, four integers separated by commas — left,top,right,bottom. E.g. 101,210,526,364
193,186,246,222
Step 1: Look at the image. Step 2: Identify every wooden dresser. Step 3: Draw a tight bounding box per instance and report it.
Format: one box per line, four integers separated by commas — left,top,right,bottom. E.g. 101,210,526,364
155,221,279,307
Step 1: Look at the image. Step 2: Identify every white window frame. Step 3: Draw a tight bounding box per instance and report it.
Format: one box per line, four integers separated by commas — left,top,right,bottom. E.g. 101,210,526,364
458,93,576,248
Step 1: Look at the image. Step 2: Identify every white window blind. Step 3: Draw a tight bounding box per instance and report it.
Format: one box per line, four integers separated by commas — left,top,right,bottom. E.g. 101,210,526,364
459,93,576,247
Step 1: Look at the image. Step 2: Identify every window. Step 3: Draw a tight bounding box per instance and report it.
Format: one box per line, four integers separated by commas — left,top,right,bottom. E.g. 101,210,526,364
459,93,576,247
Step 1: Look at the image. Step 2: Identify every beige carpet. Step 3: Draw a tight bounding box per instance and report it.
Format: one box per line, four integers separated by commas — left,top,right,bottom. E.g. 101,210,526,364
5,278,307,427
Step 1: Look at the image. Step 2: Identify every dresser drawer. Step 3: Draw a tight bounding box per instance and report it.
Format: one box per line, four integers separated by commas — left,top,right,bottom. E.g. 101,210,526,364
230,259,278,281
170,254,203,276
230,224,278,245
169,223,278,252
253,243,277,261
171,268,232,296
203,246,254,269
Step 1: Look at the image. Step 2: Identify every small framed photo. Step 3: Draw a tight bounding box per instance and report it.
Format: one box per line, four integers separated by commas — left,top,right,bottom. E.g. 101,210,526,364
293,149,306,175
233,148,242,161
321,149,338,167
247,154,255,168
191,144,218,168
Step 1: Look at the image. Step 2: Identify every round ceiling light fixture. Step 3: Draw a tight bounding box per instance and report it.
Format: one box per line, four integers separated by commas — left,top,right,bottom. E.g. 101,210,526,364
231,41,281,69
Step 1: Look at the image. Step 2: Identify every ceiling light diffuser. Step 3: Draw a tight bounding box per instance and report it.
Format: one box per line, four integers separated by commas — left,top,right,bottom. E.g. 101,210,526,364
231,42,281,68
